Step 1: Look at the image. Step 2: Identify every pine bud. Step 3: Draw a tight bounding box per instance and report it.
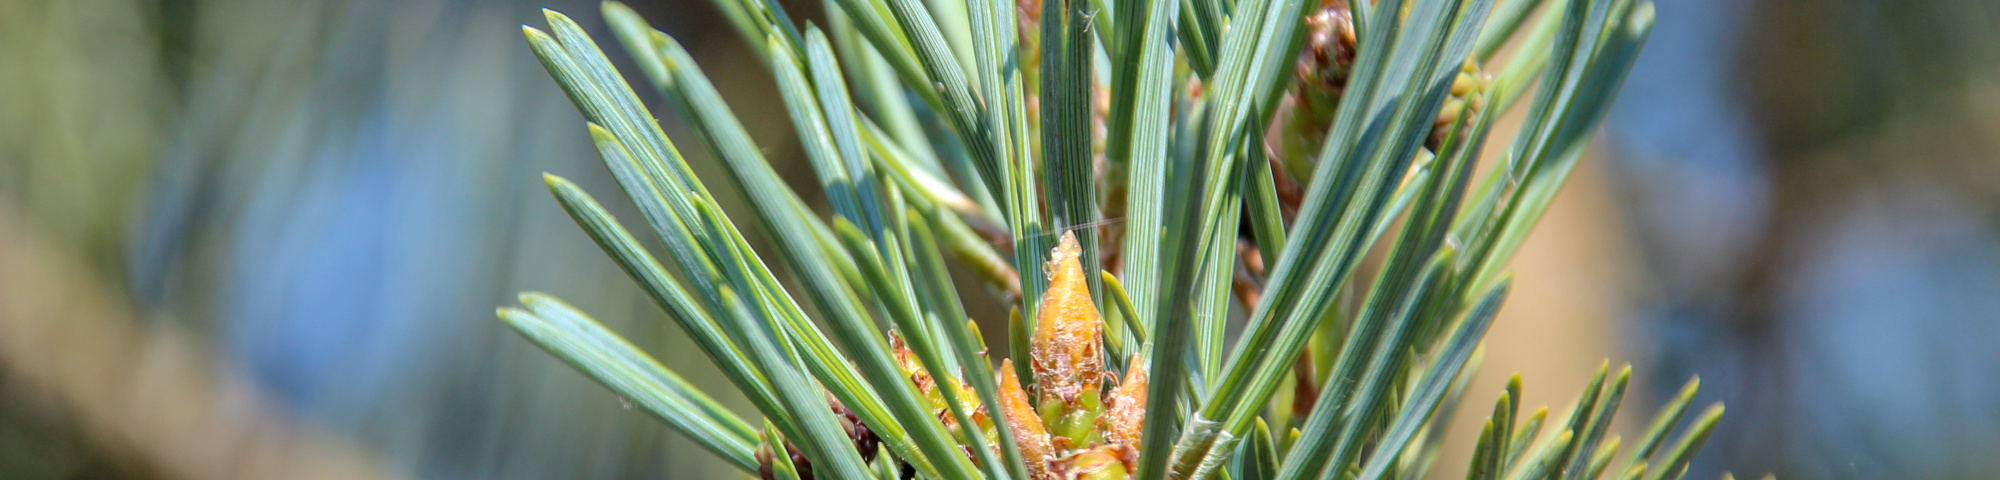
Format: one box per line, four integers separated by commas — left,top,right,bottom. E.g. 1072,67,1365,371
1032,232,1104,405
891,332,986,434
1272,0,1359,182
1269,0,1492,182
997,359,1059,480
755,433,810,480
828,395,881,463
1059,446,1130,480
1100,355,1148,470
1031,232,1106,444
1428,58,1491,150
754,396,880,480
890,332,937,397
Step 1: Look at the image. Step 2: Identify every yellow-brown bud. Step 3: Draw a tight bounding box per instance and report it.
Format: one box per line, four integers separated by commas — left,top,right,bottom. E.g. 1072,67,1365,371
1031,232,1104,410
892,332,985,433
1429,59,1491,150
1100,355,1148,470
890,332,936,396
1059,446,1130,480
998,359,1059,480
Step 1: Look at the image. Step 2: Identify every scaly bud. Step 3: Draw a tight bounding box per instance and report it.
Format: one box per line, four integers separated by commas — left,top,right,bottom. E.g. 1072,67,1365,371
1059,446,1130,480
755,396,878,480
892,331,986,434
890,332,936,397
998,359,1058,480
1031,233,1106,445
1268,0,1491,183
1032,232,1104,406
1270,0,1358,182
1099,355,1148,470
756,430,810,480
828,394,881,463
1428,58,1491,150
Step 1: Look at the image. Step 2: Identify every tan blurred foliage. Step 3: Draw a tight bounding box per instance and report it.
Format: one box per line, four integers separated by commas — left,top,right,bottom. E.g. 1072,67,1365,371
0,0,168,279
0,1,408,478
0,207,409,480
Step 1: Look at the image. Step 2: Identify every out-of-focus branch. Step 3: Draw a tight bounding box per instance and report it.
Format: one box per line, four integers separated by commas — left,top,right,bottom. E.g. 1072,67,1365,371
0,206,408,480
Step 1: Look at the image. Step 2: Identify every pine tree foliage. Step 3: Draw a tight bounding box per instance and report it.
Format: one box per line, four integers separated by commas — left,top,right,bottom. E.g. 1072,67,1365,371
494,0,1733,478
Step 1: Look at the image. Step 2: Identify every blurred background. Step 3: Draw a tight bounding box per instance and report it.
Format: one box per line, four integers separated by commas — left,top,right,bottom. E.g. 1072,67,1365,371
1,0,1996,478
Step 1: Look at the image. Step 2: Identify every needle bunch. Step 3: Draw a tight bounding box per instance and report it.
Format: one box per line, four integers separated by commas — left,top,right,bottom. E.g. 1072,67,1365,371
496,0,1730,478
